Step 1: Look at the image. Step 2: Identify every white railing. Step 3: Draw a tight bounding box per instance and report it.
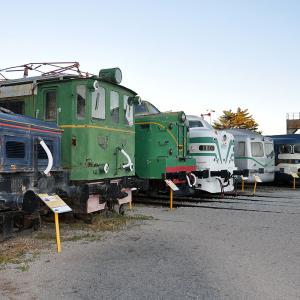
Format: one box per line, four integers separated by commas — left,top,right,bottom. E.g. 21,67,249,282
286,112,300,120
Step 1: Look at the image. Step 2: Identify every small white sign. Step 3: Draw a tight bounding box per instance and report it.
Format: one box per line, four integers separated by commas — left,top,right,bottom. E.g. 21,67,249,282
165,179,180,191
38,193,72,214
290,172,299,178
253,175,262,183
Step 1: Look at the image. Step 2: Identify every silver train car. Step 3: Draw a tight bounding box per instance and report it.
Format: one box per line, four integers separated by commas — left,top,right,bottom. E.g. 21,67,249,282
226,129,275,183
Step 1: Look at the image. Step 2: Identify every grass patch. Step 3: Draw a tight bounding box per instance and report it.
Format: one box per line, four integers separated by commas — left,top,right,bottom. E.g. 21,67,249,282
0,212,153,268
0,238,43,267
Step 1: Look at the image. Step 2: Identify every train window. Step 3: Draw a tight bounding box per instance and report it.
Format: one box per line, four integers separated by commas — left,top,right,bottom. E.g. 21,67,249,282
189,121,203,128
110,91,119,123
237,142,245,156
279,144,292,154
92,87,105,120
251,142,264,157
265,143,274,157
134,102,148,115
45,91,57,120
146,102,160,114
0,100,24,114
6,141,25,158
76,85,86,119
124,95,133,126
294,144,300,153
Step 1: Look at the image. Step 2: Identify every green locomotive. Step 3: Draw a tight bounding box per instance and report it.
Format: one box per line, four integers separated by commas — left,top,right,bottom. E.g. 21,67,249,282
135,101,196,193
0,62,140,214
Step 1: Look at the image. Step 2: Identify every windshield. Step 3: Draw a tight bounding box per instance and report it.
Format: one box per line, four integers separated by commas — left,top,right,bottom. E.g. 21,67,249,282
134,101,160,116
251,142,264,157
279,144,292,154
264,143,274,157
189,120,203,128
294,144,300,153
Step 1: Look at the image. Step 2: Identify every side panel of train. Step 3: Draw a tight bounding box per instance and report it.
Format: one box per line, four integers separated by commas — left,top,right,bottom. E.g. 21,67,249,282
0,112,62,240
188,116,236,193
0,73,138,214
230,131,275,183
269,134,300,183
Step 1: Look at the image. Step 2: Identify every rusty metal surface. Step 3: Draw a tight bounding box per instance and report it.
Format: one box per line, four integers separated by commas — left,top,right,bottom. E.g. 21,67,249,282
0,83,36,98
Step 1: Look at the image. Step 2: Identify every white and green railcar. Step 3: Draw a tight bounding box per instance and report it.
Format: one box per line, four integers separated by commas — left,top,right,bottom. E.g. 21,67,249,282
226,129,275,183
188,116,237,193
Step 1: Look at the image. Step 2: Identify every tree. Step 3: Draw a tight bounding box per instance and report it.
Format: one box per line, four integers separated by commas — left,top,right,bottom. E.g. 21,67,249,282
213,107,260,133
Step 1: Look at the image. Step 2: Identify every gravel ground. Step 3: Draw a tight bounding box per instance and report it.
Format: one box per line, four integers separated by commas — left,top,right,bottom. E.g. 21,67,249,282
1,187,300,300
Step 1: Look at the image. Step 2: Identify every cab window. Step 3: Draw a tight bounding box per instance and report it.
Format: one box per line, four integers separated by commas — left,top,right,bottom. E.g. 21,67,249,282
92,87,105,119
237,141,245,156
251,142,264,157
265,143,274,157
124,95,133,126
110,91,119,123
0,100,24,114
45,91,57,120
76,85,86,119
189,120,203,128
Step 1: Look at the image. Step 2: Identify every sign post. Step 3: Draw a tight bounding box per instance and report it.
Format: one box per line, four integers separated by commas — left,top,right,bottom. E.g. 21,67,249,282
165,180,179,210
253,175,262,195
241,176,245,192
290,173,299,190
54,212,61,253
38,194,72,253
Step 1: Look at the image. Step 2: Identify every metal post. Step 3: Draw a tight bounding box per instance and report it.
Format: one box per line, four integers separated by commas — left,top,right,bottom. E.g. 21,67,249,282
129,200,132,210
293,177,296,190
54,212,61,253
241,176,245,192
253,179,257,195
170,188,173,210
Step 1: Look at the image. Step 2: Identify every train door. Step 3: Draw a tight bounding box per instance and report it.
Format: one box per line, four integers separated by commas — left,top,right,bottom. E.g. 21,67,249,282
37,87,59,123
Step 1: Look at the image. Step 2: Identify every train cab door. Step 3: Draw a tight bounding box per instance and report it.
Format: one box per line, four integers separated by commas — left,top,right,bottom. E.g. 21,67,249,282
36,87,59,123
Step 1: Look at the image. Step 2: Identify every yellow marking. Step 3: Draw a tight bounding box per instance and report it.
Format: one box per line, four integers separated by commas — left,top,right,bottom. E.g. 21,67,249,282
54,212,61,253
60,124,134,134
135,121,179,146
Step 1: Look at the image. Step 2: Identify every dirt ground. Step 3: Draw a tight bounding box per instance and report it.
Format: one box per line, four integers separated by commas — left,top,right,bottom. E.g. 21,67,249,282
0,187,300,299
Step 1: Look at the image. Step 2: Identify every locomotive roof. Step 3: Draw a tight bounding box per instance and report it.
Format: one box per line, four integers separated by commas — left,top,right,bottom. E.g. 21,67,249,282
0,75,137,95
225,128,262,138
268,134,300,143
0,108,61,132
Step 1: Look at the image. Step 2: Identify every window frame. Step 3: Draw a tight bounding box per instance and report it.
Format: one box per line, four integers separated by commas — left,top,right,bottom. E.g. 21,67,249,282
251,141,264,157
44,90,57,121
91,86,106,120
76,85,87,120
110,90,120,123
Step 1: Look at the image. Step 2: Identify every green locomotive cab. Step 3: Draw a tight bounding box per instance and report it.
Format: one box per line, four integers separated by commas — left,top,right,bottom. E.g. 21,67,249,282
134,101,196,193
0,63,139,214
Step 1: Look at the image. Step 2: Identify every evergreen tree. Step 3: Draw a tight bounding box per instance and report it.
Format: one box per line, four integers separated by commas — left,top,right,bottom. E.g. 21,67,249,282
213,107,260,133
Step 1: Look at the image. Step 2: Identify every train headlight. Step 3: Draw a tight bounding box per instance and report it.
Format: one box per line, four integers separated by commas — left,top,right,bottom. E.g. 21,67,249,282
99,68,122,84
180,112,186,122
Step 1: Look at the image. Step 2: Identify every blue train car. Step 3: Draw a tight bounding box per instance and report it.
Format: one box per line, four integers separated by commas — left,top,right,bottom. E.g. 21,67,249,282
0,107,62,240
269,134,300,183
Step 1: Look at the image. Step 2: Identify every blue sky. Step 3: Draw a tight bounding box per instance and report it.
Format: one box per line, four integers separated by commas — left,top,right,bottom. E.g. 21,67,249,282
1,0,299,134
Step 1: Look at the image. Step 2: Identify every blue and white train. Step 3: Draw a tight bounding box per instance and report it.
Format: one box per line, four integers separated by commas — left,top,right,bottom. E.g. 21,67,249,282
269,134,300,183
